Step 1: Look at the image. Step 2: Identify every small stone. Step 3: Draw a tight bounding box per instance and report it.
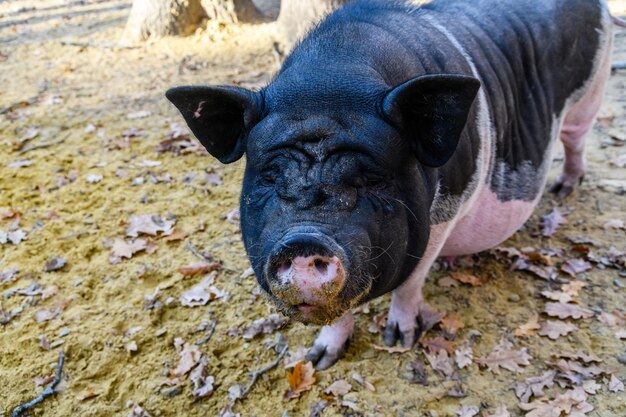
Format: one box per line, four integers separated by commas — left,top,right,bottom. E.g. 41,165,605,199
614,279,625,288
161,386,182,398
617,351,626,366
428,411,439,417
508,294,521,302
59,327,70,337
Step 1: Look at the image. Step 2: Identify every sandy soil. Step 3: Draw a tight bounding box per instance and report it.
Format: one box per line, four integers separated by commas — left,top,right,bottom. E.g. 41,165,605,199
0,1,625,416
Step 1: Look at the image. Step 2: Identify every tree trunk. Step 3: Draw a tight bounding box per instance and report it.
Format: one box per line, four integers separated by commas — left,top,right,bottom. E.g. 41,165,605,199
277,0,350,49
123,0,263,42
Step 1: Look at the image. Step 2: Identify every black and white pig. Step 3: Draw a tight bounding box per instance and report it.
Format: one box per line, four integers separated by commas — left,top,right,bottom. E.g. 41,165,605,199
167,0,615,369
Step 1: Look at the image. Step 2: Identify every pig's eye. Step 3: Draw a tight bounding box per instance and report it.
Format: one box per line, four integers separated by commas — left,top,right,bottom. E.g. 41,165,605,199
261,172,276,184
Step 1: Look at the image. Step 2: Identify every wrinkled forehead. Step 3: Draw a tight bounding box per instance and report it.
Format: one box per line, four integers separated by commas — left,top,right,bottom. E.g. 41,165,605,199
247,110,405,168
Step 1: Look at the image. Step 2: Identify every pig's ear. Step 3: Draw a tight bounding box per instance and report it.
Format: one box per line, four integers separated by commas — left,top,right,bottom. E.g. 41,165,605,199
165,86,261,164
382,74,480,167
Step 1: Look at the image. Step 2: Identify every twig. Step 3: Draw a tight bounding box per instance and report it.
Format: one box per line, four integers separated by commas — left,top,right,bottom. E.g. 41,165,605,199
195,319,217,346
17,134,68,155
612,61,626,70
239,345,288,400
60,41,139,50
12,350,65,417
186,239,213,262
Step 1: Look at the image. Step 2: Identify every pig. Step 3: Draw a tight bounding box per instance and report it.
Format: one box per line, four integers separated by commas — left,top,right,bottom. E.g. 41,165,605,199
166,0,614,369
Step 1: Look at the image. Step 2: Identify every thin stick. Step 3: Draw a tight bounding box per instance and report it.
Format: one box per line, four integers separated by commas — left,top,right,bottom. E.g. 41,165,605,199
239,345,288,400
186,240,212,262
12,350,65,417
195,319,217,346
60,41,139,50
17,135,67,155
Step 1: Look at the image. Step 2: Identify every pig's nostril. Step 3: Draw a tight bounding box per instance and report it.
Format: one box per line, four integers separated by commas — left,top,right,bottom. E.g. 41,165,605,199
314,258,329,275
277,260,292,275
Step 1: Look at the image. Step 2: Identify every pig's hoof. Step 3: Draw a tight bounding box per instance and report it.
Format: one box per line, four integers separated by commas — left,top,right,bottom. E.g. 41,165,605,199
305,314,354,370
382,320,422,348
550,175,584,199
305,338,350,370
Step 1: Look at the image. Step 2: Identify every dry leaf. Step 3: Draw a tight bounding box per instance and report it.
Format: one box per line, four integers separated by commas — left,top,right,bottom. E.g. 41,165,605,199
597,311,626,327
554,351,601,364
126,341,138,353
438,276,460,287
425,349,454,377
171,339,202,377
161,229,188,242
515,317,541,337
190,360,214,398
126,214,175,237
285,361,316,400
406,358,428,385
561,259,592,277
367,311,387,334
241,313,288,340
475,339,531,374
110,238,157,262
44,257,66,272
561,281,587,296
177,261,221,276
608,374,624,392
324,379,352,397
538,320,577,339
128,404,152,417
449,271,481,286
519,387,592,417
515,370,556,403
603,219,625,230
420,336,456,354
80,387,99,401
351,373,375,391
540,290,573,303
180,272,225,307
284,346,308,369
544,302,594,320
441,313,465,335
454,341,473,369
616,329,626,339
372,344,411,354
542,208,565,236
456,404,479,417
582,379,601,394
0,268,19,284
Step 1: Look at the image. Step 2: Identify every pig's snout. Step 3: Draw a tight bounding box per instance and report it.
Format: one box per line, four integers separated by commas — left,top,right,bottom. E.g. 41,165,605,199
266,232,347,321
276,254,345,298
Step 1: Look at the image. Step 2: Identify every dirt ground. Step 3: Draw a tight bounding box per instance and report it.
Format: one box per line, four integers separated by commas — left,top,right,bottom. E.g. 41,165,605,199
1,1,625,416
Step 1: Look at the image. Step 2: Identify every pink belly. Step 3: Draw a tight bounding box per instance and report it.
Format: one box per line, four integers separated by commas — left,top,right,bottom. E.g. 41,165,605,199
439,187,539,256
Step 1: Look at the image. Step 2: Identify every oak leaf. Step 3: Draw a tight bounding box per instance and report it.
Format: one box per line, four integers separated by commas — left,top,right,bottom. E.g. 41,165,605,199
285,361,316,400
126,214,174,237
449,271,481,286
441,313,465,335
324,379,352,397
475,339,531,374
515,317,541,337
608,374,624,392
454,341,473,369
538,320,577,339
514,370,556,403
544,302,594,320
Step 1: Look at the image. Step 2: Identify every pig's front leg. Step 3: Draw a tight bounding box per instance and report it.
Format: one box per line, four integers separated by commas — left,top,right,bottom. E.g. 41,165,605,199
382,263,430,347
305,312,354,370
383,225,448,347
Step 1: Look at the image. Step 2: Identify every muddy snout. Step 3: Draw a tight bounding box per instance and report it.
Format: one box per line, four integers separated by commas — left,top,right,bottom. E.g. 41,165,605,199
266,231,347,321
